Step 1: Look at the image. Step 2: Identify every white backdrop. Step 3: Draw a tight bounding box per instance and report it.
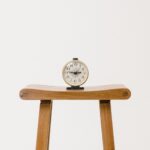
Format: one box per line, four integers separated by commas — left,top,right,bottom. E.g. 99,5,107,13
0,0,150,149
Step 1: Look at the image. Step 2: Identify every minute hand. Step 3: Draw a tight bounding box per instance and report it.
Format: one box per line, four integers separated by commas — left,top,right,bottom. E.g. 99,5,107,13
69,71,81,75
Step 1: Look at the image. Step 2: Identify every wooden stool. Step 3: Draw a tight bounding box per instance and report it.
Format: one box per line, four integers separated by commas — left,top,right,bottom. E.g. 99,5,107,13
19,84,131,150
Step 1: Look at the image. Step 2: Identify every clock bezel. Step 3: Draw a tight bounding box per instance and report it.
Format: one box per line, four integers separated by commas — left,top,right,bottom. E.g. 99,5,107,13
62,59,89,87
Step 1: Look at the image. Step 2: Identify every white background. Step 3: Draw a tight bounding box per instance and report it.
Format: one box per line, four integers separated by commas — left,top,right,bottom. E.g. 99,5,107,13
0,0,150,149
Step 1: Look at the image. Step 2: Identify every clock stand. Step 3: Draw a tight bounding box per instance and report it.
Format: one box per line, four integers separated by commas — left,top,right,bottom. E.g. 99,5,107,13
66,86,84,90
19,84,131,150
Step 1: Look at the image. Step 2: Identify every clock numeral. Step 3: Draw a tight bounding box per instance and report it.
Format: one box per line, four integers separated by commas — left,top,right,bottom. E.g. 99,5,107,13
66,75,69,78
65,71,69,74
66,67,70,71
74,63,78,66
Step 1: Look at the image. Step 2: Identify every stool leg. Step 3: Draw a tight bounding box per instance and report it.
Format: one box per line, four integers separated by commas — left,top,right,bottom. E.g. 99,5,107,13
36,100,53,150
99,100,115,150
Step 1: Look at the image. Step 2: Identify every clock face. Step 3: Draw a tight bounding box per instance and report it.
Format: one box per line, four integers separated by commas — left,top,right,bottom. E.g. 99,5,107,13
62,59,89,87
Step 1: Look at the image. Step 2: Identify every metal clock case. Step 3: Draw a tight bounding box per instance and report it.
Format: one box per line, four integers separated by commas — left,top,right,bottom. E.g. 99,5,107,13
62,58,89,90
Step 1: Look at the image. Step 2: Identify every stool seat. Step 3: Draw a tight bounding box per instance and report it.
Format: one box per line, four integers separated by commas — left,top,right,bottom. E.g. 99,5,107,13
20,84,131,100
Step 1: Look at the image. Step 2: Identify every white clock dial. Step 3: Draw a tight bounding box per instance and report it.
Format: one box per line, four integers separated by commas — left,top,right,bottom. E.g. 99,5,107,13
62,59,89,87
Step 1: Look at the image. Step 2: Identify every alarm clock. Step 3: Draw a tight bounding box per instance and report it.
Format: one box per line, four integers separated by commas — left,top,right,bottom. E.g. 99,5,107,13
62,58,89,90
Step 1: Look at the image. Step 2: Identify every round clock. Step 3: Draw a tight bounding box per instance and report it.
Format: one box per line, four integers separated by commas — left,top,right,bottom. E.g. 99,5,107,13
62,58,89,89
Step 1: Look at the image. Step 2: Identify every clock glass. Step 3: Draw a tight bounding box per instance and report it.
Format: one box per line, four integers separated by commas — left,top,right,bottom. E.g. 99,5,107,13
62,58,89,87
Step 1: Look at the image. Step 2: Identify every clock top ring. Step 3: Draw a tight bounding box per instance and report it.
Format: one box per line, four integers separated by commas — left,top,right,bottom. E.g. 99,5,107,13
62,58,89,90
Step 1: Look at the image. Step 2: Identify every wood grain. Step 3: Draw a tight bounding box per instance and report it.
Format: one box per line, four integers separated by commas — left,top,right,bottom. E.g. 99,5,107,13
100,100,115,150
20,84,131,100
36,100,52,150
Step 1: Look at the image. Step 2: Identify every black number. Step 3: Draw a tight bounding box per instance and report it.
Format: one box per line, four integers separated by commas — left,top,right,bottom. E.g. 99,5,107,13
66,75,69,78
66,67,70,70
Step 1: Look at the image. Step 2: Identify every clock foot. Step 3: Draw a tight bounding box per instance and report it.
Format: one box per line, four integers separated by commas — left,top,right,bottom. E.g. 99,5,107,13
67,86,84,90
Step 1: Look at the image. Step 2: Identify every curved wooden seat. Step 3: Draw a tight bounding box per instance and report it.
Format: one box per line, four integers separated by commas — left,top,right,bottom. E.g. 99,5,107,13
20,84,131,100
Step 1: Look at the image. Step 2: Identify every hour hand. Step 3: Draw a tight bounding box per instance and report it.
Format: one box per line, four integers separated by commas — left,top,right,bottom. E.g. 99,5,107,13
76,71,81,74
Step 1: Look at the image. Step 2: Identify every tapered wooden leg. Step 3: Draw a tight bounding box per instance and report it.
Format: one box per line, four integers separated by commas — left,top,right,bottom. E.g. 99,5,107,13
36,100,53,150
99,100,115,150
